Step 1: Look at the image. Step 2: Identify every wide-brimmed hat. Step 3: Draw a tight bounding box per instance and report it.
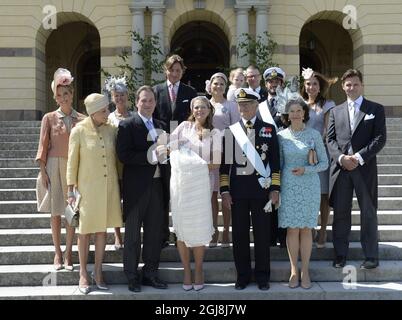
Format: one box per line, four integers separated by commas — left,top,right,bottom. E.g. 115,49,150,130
84,93,109,115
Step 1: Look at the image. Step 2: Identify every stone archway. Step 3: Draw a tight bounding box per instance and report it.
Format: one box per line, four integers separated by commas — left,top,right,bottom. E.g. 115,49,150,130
36,13,100,114
170,21,230,93
299,14,359,104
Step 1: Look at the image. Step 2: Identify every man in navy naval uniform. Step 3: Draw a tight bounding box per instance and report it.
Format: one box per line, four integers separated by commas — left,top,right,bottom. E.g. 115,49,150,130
220,88,280,290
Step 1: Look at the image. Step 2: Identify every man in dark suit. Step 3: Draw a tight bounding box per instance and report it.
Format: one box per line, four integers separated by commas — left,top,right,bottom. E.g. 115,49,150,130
116,85,170,292
153,54,197,248
245,65,268,103
327,69,386,270
220,88,280,291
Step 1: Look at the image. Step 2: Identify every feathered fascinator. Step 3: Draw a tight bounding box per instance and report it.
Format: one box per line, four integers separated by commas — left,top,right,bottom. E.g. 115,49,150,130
104,75,128,93
51,68,74,95
275,76,303,114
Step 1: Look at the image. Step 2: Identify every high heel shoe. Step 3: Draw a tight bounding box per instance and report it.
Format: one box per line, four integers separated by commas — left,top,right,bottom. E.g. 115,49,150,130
301,272,312,289
53,254,63,271
63,253,74,271
288,273,299,289
78,284,91,295
182,284,193,291
209,228,219,248
221,229,230,248
316,230,327,249
91,272,109,290
193,284,204,291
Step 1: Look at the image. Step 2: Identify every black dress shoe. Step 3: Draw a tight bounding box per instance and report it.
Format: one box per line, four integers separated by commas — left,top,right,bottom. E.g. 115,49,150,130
279,242,287,249
258,283,270,291
360,258,379,269
142,276,168,289
235,282,248,290
333,256,346,268
128,279,141,293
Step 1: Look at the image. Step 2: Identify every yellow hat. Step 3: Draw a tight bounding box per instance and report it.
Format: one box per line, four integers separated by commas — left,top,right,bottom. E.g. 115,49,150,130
84,93,109,115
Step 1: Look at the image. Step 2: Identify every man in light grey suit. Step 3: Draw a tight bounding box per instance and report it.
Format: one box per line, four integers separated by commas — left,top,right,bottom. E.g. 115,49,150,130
327,69,386,269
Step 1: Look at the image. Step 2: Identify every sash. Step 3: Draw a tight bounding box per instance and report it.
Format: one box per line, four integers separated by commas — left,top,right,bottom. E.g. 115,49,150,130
229,122,271,189
258,102,278,131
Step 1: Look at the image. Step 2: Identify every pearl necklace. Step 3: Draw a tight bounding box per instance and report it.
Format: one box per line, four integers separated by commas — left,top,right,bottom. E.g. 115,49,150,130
289,124,305,139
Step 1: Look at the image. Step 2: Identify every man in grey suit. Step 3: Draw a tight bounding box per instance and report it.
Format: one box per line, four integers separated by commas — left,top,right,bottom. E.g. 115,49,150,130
327,69,386,269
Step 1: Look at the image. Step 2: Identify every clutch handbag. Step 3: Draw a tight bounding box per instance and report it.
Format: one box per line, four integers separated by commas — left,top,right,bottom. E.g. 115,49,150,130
308,138,318,165
64,204,79,227
64,189,81,227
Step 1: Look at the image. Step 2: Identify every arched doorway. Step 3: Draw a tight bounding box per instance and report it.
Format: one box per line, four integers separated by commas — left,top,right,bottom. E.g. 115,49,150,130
300,19,353,104
45,21,100,113
170,21,230,93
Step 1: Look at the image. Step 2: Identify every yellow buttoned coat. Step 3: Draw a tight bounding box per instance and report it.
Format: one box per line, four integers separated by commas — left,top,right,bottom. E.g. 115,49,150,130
67,117,122,234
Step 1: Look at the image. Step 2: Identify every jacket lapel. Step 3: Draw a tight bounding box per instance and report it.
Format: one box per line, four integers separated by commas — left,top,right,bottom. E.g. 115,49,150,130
340,102,352,136
162,83,173,118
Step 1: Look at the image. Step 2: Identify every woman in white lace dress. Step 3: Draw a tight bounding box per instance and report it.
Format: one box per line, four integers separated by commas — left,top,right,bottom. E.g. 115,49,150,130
169,96,221,291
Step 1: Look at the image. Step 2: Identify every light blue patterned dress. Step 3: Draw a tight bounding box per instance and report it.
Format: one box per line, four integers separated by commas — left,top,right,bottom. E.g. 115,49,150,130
278,127,328,228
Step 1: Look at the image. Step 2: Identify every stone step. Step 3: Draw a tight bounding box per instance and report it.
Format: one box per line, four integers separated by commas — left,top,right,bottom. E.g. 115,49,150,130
5,185,402,201
0,189,36,201
1,225,402,246
378,165,402,174
1,282,402,300
0,159,37,168
1,260,402,287
0,128,40,134
1,210,402,229
377,155,402,164
2,197,402,213
0,173,400,188
386,118,402,125
386,131,402,139
380,147,402,155
0,150,36,158
0,142,38,150
0,178,36,189
0,168,39,178
1,242,401,266
0,121,41,128
384,139,402,147
0,135,39,142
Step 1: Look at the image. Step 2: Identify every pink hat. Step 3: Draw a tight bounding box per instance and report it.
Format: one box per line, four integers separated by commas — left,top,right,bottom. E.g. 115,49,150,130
51,68,74,96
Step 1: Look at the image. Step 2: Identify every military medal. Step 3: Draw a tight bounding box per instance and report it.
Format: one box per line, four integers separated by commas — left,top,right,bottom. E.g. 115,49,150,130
261,153,266,160
259,127,273,138
261,143,268,152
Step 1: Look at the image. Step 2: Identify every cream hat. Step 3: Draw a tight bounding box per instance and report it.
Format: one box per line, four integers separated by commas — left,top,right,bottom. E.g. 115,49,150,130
84,93,109,115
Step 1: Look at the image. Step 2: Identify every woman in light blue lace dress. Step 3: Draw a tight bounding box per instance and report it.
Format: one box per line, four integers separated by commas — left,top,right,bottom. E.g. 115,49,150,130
277,98,328,289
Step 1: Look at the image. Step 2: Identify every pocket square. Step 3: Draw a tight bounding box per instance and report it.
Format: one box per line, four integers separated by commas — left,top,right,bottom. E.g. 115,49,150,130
182,99,189,103
364,114,375,120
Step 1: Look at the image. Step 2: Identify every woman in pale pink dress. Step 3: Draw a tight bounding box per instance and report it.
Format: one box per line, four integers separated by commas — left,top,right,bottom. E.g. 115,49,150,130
206,72,241,247
169,96,221,291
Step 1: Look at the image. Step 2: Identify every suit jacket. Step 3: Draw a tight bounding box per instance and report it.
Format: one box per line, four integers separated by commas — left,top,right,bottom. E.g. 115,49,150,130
327,98,386,208
116,112,170,221
258,86,268,103
153,81,198,132
220,118,280,199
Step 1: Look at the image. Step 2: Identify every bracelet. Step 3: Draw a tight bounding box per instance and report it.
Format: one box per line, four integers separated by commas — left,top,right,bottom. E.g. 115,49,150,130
67,191,75,197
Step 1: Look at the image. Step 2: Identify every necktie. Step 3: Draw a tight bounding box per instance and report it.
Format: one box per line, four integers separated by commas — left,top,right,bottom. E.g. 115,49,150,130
145,119,157,142
169,84,176,103
269,98,276,116
349,101,357,130
245,120,253,135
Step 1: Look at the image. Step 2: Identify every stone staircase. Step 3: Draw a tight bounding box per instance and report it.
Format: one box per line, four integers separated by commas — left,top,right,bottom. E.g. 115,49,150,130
0,119,402,300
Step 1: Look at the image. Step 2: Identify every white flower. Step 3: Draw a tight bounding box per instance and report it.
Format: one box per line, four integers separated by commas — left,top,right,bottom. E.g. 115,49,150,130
302,67,314,80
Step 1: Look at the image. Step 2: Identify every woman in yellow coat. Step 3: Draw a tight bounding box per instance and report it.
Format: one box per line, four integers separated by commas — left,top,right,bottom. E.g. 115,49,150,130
67,93,122,294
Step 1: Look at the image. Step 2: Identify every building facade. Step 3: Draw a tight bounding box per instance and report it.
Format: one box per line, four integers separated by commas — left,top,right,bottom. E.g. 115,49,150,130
0,0,401,119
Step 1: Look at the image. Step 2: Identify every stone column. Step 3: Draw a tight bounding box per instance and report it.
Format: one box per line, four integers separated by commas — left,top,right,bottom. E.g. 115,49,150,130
255,6,268,41
235,7,249,67
129,7,145,82
150,7,165,81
